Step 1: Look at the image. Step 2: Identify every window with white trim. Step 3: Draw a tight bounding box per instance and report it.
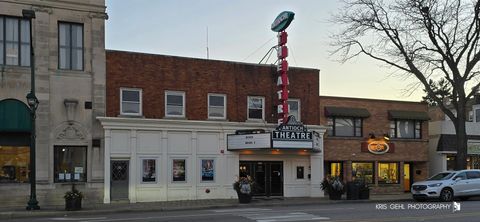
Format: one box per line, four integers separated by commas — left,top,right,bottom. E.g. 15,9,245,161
165,91,185,117
247,96,264,120
287,99,300,121
141,159,156,183
208,94,226,119
120,88,142,116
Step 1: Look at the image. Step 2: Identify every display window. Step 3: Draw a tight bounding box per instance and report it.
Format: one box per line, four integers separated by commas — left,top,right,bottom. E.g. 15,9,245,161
0,146,29,183
352,162,374,183
54,146,87,182
378,162,399,184
142,159,156,182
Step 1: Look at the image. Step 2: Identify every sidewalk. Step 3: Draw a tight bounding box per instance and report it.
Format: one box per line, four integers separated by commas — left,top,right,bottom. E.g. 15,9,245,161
0,193,412,220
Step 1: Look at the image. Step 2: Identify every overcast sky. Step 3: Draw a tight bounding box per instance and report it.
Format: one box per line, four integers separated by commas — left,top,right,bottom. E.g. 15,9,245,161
105,0,424,102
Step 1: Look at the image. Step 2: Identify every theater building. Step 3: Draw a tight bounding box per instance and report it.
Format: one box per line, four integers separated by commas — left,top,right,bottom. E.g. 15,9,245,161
320,96,429,193
99,50,326,203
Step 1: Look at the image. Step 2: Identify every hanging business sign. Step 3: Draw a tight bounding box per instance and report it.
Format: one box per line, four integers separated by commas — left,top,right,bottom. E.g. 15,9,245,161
272,116,313,149
227,133,271,150
361,138,395,154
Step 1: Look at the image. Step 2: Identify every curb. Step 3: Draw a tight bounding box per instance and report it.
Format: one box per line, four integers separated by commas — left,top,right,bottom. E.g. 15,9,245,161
0,197,412,220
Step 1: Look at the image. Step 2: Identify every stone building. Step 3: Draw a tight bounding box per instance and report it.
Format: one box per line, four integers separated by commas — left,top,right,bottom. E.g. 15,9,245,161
319,96,429,194
0,0,107,207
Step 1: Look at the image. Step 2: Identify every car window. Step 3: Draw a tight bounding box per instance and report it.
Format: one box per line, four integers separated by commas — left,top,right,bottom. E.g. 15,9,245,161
466,171,480,179
454,172,467,180
428,172,454,180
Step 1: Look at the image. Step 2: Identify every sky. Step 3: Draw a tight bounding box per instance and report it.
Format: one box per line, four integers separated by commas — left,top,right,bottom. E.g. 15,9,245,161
105,0,425,102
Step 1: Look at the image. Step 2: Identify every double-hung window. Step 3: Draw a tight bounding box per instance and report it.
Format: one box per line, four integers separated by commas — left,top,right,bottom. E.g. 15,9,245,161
120,88,142,116
208,94,226,119
0,16,30,66
390,120,421,139
58,22,83,70
165,91,185,117
247,96,264,120
327,117,362,137
287,99,300,121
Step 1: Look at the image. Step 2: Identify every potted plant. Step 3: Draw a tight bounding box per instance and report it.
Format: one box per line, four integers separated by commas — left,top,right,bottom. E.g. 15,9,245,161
233,176,254,203
64,184,83,211
321,176,345,200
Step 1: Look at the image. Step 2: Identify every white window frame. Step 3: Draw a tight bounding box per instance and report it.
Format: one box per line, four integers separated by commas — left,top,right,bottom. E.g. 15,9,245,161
165,91,186,118
287,98,301,121
247,96,265,120
139,157,158,184
208,93,226,119
120,88,142,116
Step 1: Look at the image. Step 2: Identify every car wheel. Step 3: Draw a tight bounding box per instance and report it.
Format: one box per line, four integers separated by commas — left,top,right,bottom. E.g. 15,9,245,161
459,196,469,201
439,188,453,202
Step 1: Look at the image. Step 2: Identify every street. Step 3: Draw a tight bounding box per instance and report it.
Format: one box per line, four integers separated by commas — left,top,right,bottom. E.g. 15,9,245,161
5,200,480,222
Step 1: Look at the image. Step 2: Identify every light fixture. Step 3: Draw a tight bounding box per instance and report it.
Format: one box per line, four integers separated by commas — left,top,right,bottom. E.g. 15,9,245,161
26,92,39,110
383,134,390,141
369,133,375,139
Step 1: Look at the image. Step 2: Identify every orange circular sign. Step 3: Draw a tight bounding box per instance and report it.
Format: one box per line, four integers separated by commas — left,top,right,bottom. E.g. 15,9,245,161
367,141,389,154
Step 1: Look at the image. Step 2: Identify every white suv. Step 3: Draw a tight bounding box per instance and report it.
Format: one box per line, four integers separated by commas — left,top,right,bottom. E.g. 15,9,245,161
412,170,480,202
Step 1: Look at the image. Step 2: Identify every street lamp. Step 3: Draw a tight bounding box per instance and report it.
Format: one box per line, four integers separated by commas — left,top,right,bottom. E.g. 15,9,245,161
23,9,40,211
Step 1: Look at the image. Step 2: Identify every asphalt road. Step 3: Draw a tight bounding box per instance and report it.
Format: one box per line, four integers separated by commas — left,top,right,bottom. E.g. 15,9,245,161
5,200,480,222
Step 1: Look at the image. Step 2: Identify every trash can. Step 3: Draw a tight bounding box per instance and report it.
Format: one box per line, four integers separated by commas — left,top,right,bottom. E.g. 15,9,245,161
346,182,360,200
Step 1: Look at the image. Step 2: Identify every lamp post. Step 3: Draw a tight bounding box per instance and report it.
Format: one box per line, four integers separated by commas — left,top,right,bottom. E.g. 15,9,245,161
23,9,40,211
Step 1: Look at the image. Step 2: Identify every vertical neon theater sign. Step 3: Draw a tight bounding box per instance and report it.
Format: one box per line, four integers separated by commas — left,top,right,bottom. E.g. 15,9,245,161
271,11,295,124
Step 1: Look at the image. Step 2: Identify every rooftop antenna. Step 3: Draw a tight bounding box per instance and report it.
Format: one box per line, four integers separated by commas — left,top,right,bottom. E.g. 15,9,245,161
206,26,209,59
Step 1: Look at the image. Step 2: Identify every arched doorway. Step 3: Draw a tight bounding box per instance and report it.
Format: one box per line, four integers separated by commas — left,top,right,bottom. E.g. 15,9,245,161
0,99,31,183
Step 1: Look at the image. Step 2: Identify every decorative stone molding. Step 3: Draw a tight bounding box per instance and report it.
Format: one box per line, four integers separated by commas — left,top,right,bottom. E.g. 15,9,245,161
89,12,109,20
64,99,78,123
54,121,89,143
32,6,53,14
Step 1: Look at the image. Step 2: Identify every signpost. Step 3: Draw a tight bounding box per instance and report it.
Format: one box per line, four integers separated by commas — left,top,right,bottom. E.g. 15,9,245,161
271,11,295,124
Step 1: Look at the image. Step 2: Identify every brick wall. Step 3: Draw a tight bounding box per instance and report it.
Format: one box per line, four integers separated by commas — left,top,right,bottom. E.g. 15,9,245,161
106,50,320,125
320,96,430,189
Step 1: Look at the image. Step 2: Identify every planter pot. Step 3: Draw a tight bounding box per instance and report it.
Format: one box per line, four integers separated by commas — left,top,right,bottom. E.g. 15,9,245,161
237,192,252,203
359,188,370,200
65,198,82,211
328,191,342,200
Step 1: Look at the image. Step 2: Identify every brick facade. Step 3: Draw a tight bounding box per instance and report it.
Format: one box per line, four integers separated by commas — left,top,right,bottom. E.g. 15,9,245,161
320,96,429,193
106,50,320,125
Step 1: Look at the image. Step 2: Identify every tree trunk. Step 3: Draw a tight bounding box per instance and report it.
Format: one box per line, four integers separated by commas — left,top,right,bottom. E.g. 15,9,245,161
454,101,468,170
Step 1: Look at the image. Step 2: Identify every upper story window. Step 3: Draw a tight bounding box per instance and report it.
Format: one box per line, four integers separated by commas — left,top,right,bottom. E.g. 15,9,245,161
389,120,421,139
120,88,142,116
165,91,185,117
287,99,300,121
247,96,264,120
327,117,363,137
208,93,226,119
0,16,30,66
58,22,83,70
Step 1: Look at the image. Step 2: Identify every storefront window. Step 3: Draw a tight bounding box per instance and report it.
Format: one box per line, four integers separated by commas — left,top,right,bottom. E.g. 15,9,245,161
54,146,87,183
378,162,399,184
0,146,29,183
352,162,373,183
201,159,214,181
330,162,342,178
142,159,156,182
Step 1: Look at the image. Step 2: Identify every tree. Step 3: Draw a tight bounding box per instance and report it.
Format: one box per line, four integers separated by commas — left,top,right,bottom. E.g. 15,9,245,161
332,0,480,170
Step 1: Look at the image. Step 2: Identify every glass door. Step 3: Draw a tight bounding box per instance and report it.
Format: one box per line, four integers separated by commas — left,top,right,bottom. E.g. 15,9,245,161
404,163,411,192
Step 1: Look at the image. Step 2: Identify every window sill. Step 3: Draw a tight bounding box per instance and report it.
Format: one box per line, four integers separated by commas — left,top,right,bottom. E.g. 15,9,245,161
163,116,187,120
54,69,91,76
118,114,144,118
389,138,427,142
325,136,364,140
0,65,31,73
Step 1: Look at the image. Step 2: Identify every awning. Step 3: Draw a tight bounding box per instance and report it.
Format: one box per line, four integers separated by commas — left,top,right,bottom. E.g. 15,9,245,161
388,110,429,120
324,106,370,118
437,134,480,153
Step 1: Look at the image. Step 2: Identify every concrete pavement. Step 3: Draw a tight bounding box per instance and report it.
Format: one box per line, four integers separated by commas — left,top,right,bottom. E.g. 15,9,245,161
0,193,412,220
